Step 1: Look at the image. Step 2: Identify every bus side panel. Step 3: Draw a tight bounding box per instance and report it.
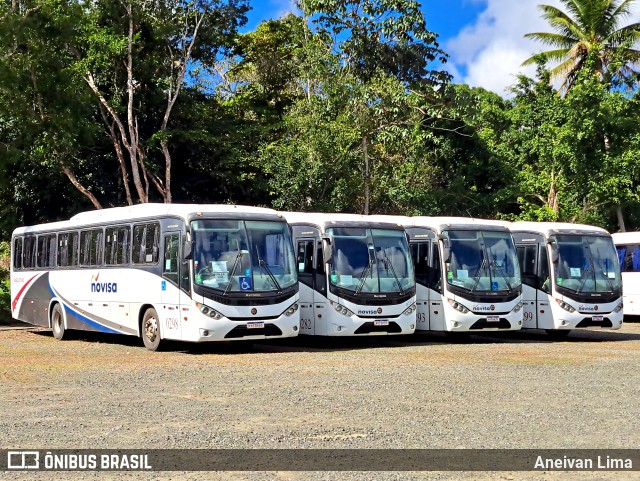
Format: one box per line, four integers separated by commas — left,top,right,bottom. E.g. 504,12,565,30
298,283,315,335
521,284,538,329
622,272,640,315
15,272,51,327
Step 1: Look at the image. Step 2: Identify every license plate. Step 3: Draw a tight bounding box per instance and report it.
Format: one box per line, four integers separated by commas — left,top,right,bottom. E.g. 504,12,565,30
592,316,604,321
247,321,264,329
487,315,500,322
374,320,389,326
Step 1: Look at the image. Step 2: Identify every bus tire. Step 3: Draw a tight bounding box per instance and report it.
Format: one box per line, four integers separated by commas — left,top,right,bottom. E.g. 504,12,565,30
546,329,571,339
141,308,162,351
51,303,66,340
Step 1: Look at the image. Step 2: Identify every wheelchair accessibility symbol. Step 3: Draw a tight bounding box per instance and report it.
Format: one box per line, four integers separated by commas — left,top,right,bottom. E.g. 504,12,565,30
239,276,253,291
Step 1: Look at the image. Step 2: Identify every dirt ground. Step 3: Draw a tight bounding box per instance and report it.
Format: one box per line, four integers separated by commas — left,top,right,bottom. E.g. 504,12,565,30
2,320,640,480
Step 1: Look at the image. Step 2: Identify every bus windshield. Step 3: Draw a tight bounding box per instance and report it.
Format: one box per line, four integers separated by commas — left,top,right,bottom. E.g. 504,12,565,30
445,229,521,293
191,219,297,293
553,234,621,294
328,227,415,294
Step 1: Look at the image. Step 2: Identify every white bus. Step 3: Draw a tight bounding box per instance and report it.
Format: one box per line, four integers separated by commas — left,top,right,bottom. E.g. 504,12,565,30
401,217,523,333
11,204,300,350
510,222,623,336
282,212,417,336
612,232,640,316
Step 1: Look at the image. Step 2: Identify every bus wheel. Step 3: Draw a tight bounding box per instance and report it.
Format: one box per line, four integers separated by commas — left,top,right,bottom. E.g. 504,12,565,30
142,308,162,351
51,303,66,340
545,329,571,339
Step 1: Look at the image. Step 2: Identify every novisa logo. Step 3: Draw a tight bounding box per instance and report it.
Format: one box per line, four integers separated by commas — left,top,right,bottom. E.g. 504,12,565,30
91,273,118,293
357,307,383,315
472,304,495,312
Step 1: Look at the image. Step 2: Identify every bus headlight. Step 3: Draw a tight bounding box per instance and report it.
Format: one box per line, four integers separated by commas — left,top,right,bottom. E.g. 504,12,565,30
284,303,299,317
447,299,469,314
614,302,623,313
330,301,353,317
512,301,524,313
403,303,416,316
196,302,223,320
555,299,576,313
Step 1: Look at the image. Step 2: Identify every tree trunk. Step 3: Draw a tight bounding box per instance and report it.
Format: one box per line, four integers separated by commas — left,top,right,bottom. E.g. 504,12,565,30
362,135,370,215
616,205,626,232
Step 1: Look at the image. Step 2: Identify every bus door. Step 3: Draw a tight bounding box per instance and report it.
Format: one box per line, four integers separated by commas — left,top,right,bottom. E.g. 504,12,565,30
161,232,190,339
297,238,317,334
516,239,552,329
407,228,441,331
428,239,444,331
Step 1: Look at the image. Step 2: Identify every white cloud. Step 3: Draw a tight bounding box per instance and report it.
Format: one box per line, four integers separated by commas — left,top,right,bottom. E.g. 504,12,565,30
446,0,640,96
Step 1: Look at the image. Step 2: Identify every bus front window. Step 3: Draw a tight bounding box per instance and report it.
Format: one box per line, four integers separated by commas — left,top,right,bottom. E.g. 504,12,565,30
445,230,521,293
328,227,415,294
553,234,621,294
191,220,297,293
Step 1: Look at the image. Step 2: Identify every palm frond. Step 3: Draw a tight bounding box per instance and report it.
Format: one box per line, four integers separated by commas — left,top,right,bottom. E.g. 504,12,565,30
524,32,578,48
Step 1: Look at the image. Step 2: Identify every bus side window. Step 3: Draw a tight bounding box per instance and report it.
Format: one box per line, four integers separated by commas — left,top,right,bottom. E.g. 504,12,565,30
430,242,442,293
297,240,314,287
80,229,103,266
539,246,550,292
517,244,538,288
410,243,429,286
133,223,160,264
13,237,23,270
163,235,179,285
22,236,37,269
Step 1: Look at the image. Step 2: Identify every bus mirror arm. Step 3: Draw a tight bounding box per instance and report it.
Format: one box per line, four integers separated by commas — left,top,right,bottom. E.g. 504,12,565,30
438,235,451,262
183,240,193,260
548,240,559,263
322,235,333,264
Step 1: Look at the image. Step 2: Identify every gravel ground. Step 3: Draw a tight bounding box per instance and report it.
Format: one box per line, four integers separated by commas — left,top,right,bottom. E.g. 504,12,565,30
2,320,640,481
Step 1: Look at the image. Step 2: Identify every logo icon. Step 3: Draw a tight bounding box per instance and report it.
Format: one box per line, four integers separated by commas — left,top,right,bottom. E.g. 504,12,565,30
251,308,257,315
91,272,100,282
377,308,382,314
7,451,39,470
490,305,495,311
594,305,599,311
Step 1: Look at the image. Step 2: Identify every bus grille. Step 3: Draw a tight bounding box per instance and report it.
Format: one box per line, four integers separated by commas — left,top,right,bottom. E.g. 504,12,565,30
576,317,613,328
469,318,512,329
353,322,403,334
224,324,282,338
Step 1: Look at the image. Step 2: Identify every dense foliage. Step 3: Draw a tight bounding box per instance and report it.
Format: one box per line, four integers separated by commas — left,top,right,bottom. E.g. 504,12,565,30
1,0,640,238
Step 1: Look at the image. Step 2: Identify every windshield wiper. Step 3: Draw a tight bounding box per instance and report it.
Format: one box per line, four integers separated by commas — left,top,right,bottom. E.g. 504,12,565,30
489,259,512,292
593,246,616,292
576,245,596,294
355,256,375,295
470,249,488,293
255,245,281,292
223,242,243,296
381,248,405,295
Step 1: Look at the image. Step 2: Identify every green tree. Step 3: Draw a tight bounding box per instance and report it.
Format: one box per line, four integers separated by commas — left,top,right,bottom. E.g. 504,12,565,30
523,0,640,92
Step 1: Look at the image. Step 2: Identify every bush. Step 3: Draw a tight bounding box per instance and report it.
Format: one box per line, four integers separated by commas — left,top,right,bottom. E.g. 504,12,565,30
0,241,10,320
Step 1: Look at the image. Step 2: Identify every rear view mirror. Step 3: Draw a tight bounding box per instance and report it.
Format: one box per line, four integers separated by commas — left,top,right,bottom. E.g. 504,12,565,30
183,240,193,260
439,235,451,262
322,235,333,264
548,240,559,263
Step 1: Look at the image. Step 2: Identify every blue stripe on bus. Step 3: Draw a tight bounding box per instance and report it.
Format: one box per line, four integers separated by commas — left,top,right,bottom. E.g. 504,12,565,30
63,304,122,335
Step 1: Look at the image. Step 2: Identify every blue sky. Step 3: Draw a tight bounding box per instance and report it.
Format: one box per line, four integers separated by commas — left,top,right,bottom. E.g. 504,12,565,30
244,0,640,96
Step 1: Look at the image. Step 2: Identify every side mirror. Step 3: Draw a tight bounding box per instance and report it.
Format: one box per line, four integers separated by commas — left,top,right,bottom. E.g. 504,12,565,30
322,235,333,264
183,240,193,260
439,235,451,262
549,241,559,263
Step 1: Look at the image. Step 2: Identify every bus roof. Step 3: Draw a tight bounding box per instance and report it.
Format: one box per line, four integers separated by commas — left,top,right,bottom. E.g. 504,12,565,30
280,212,405,232
611,231,640,245
508,221,610,237
13,204,282,235
406,216,511,233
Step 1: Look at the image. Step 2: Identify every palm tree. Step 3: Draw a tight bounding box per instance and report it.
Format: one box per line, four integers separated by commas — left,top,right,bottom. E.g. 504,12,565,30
523,0,640,92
